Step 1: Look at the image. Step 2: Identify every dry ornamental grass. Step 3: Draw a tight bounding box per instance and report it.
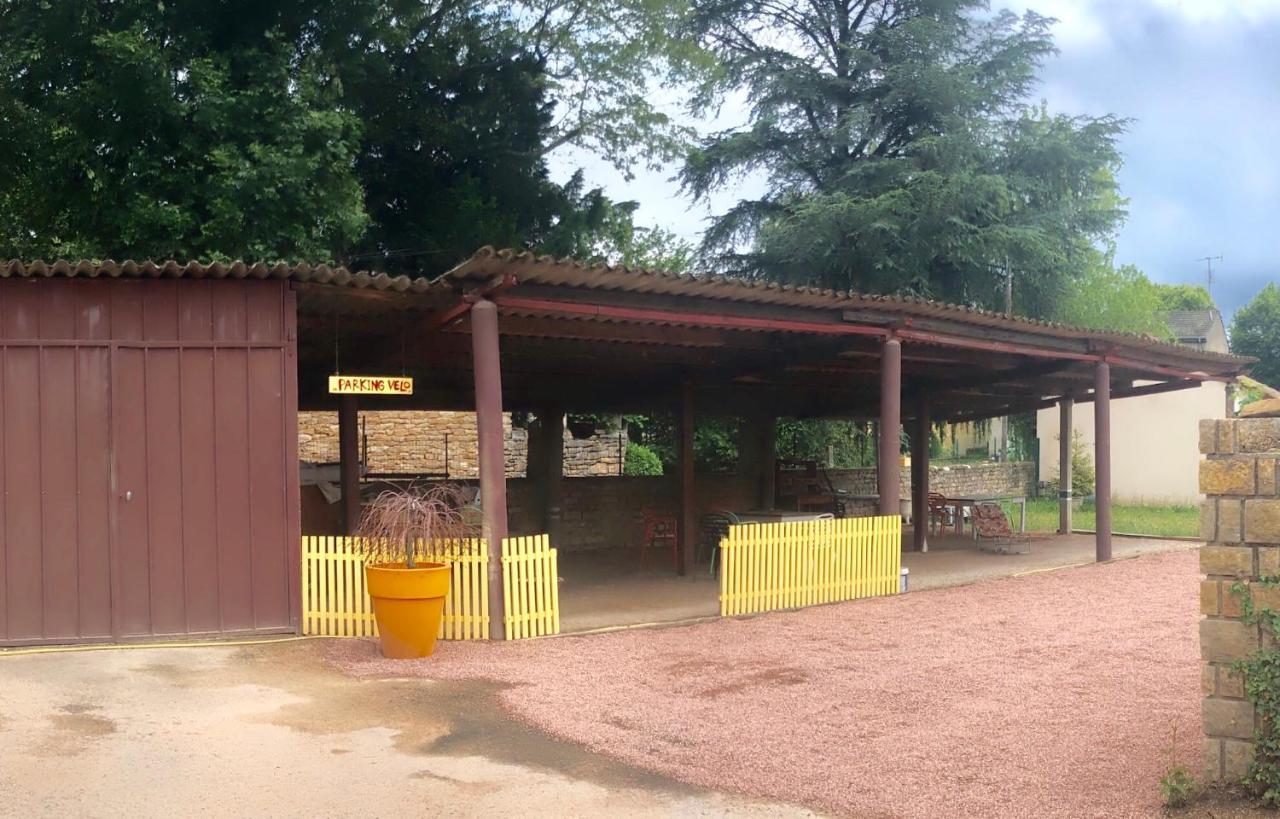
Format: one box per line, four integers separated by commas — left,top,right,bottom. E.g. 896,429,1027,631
354,483,480,567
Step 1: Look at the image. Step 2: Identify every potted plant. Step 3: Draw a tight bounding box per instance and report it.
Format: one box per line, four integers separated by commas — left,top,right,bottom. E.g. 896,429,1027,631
356,483,478,659
566,413,602,439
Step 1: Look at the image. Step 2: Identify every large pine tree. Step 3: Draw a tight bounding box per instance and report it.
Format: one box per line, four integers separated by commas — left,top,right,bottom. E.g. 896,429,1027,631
680,0,1127,317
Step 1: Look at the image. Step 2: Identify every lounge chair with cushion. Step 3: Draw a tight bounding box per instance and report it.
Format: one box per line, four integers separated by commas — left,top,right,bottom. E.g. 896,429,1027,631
972,502,1032,555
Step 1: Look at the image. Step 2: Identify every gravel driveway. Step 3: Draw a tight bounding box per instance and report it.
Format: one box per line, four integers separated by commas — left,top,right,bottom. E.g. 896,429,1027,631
334,547,1203,818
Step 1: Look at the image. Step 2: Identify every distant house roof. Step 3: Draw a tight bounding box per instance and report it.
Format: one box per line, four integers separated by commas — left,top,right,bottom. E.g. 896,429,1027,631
1166,309,1221,343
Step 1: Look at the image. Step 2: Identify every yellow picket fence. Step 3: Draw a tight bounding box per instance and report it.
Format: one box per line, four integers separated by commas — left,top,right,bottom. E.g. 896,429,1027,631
501,535,560,639
302,536,490,639
719,515,901,616
302,535,560,640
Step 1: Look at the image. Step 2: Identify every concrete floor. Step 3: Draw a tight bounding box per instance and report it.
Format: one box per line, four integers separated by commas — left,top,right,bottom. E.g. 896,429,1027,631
0,640,812,818
557,530,1199,632
902,530,1197,590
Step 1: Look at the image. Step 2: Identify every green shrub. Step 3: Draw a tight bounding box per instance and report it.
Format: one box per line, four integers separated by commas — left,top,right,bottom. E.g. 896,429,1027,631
1231,579,1280,805
1160,765,1198,808
1158,726,1200,808
623,441,663,476
1047,431,1095,498
1070,433,1096,497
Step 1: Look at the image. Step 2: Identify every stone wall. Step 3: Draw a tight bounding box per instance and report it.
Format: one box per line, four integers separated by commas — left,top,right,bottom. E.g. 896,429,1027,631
501,461,1034,553
1199,417,1280,780
825,461,1036,499
506,473,758,552
297,411,623,478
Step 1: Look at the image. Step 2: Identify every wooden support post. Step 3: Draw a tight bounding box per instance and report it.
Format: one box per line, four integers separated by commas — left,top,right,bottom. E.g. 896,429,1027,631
742,412,777,509
878,338,902,517
911,397,929,552
1094,362,1112,562
760,415,776,510
539,407,565,543
1058,397,1073,535
471,299,508,639
339,394,360,534
678,382,696,577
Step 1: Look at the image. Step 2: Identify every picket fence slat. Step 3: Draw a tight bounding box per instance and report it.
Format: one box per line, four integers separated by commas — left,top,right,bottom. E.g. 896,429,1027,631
500,534,560,640
302,536,490,640
718,516,901,616
302,534,561,641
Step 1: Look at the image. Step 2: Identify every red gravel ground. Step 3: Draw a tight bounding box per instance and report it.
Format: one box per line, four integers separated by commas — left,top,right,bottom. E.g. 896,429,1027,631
331,549,1202,818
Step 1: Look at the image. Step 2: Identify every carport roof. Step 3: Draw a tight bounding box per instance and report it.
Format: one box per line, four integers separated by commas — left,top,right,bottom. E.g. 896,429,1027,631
3,254,1253,420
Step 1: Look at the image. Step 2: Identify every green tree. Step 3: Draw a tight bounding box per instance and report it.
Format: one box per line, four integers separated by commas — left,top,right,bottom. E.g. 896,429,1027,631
513,0,713,176
1156,283,1215,312
680,0,1126,317
0,0,368,261
1232,283,1280,388
540,198,697,270
340,3,621,276
1056,261,1171,336
0,0,696,272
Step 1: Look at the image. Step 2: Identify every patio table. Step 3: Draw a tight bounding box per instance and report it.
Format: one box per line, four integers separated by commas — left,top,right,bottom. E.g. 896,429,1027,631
942,496,1027,538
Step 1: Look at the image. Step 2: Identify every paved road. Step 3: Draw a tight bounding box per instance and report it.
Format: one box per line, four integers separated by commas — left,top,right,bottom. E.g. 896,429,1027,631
0,641,812,818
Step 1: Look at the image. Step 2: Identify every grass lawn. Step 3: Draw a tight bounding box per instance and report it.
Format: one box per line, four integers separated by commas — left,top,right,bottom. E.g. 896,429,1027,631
1015,497,1198,538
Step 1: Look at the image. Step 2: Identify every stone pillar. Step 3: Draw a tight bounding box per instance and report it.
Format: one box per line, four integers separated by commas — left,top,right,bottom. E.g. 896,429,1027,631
1199,416,1280,780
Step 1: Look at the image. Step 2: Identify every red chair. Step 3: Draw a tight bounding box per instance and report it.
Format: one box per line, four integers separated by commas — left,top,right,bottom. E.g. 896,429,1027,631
641,509,679,571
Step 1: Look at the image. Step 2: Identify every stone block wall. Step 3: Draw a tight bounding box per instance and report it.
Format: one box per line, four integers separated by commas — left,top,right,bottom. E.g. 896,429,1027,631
1200,417,1280,780
825,461,1036,498
501,462,1032,553
297,411,623,478
506,473,758,552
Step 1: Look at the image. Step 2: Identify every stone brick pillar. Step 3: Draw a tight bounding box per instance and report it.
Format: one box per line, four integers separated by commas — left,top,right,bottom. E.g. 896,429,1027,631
1199,416,1280,780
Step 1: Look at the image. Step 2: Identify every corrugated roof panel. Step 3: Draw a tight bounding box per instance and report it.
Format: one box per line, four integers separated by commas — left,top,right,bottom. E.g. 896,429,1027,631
446,246,1250,369
0,259,445,295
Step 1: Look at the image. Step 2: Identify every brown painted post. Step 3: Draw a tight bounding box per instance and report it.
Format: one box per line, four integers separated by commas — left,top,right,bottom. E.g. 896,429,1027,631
539,407,565,543
471,299,508,639
878,338,902,517
911,397,929,552
1094,361,1112,561
339,394,360,534
1058,397,1073,534
760,415,777,509
678,382,696,576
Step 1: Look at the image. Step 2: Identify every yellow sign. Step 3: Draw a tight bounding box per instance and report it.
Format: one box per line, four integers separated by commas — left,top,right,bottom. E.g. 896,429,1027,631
328,375,414,395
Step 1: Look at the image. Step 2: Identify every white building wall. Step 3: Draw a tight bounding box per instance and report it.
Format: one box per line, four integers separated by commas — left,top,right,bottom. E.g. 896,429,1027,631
1036,381,1228,506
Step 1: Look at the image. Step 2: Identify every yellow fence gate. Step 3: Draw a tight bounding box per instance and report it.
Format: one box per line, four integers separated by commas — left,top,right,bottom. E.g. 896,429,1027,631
718,515,901,616
501,535,560,639
302,535,559,640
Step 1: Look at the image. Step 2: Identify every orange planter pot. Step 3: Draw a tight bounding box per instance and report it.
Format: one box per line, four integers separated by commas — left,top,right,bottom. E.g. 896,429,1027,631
365,562,451,659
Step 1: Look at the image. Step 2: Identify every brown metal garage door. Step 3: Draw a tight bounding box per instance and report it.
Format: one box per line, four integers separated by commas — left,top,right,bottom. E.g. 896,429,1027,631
0,278,300,645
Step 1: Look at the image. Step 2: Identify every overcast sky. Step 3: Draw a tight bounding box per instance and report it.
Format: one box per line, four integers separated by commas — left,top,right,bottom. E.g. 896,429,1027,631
549,0,1280,320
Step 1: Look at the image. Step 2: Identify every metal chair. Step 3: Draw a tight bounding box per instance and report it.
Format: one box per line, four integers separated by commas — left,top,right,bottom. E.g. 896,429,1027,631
699,510,742,577
927,492,954,534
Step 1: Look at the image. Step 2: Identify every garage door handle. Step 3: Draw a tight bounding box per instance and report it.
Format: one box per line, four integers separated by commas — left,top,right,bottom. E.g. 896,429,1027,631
123,490,133,502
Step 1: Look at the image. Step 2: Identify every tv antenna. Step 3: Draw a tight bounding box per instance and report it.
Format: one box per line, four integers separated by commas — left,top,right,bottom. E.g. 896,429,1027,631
1196,255,1223,296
